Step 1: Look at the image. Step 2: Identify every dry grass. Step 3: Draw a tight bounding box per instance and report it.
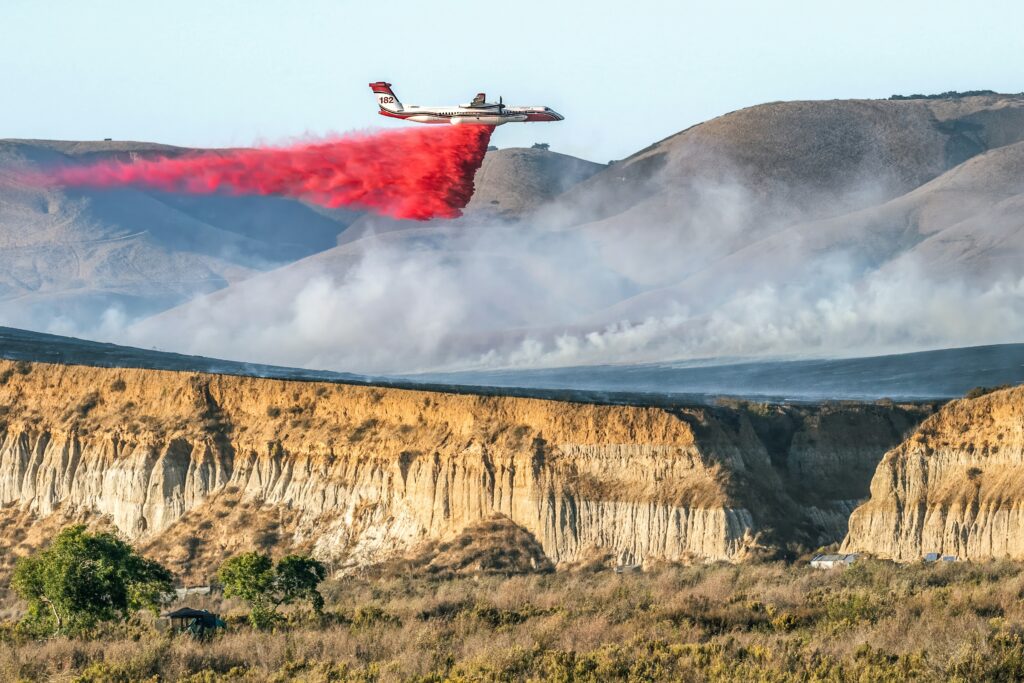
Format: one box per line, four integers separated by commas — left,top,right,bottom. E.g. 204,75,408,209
2,559,1024,681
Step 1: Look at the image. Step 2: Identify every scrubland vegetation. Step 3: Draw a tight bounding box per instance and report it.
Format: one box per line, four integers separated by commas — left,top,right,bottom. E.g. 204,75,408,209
3,557,1024,681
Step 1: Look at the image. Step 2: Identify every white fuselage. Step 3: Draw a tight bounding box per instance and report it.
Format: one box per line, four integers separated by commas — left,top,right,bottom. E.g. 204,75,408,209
370,82,563,126
383,103,561,126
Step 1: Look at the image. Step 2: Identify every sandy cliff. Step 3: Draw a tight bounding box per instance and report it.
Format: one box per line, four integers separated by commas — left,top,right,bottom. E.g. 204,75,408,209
0,361,929,576
844,386,1024,560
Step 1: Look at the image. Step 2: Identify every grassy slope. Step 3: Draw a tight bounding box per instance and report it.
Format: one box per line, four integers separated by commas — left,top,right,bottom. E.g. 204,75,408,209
3,560,1024,681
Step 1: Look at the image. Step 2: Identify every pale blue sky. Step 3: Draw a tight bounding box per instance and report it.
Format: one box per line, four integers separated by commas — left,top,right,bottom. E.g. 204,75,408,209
2,0,1022,161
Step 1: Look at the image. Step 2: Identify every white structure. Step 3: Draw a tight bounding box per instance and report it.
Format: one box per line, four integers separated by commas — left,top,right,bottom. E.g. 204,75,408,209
174,585,212,600
924,553,958,563
810,553,859,569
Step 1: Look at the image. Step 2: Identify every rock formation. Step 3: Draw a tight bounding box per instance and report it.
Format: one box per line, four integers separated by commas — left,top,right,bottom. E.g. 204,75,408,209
0,360,930,578
844,386,1024,560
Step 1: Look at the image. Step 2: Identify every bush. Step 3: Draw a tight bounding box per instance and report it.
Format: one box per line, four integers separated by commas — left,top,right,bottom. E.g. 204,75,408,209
11,525,173,636
351,605,401,629
218,552,327,629
75,391,101,417
965,384,1011,399
888,90,1011,100
348,418,379,443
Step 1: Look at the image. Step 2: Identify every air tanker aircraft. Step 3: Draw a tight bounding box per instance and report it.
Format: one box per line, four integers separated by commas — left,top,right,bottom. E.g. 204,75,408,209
370,82,563,126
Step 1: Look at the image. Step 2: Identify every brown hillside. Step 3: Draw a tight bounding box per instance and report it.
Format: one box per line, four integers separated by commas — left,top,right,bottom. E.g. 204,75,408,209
844,384,1024,561
0,360,929,581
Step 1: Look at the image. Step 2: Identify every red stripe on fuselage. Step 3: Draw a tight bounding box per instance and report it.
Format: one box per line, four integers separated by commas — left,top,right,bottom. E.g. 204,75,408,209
378,107,558,123
377,110,448,123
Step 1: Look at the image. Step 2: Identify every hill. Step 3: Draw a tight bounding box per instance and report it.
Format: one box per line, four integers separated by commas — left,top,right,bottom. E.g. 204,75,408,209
464,146,604,217
0,356,933,582
555,94,1024,290
844,383,1024,561
598,136,1024,322
140,95,1024,373
0,139,600,332
0,139,360,329
561,94,1024,225
3,324,1024,403
411,343,1024,402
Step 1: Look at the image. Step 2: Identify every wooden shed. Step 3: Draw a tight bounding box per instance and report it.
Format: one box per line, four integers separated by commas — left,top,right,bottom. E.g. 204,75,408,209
163,607,225,636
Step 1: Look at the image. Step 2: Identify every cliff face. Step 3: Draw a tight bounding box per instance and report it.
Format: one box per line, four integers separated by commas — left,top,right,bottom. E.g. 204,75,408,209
0,361,929,576
844,387,1024,561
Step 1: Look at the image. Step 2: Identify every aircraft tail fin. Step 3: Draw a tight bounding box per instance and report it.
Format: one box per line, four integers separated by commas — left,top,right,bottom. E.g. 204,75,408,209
369,82,403,113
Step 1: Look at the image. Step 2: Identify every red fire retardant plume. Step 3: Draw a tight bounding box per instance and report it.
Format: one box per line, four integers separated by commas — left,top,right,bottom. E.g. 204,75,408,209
41,126,494,220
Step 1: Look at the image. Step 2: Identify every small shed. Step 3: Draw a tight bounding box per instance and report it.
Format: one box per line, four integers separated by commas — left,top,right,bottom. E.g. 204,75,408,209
810,553,859,569
164,607,225,637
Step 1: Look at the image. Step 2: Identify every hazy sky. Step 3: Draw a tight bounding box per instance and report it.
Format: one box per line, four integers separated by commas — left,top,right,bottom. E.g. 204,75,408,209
2,0,1022,161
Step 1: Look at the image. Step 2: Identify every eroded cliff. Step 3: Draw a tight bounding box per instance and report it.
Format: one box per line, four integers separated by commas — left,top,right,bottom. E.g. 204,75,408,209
844,386,1024,561
0,361,930,577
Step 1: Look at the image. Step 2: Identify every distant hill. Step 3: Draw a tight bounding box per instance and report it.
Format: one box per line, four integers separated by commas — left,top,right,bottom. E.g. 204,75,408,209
409,343,1024,402
141,95,1024,373
0,139,359,328
2,324,1023,402
597,136,1024,322
464,146,603,217
548,94,1024,290
561,94,1024,224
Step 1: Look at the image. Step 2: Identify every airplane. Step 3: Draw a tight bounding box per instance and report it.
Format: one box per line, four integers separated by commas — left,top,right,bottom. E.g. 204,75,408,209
369,82,563,126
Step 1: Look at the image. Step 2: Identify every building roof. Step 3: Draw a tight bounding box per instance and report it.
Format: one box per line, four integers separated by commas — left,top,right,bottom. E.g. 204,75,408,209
164,607,216,619
811,553,859,563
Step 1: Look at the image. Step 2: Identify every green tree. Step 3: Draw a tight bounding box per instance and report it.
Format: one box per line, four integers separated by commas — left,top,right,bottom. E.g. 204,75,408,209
218,552,327,629
11,525,173,636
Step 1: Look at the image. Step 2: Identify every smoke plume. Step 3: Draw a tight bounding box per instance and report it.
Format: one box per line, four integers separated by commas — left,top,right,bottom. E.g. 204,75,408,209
35,126,493,220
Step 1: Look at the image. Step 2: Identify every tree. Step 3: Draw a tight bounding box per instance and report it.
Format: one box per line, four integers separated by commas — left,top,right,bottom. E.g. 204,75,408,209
218,552,327,629
11,525,173,636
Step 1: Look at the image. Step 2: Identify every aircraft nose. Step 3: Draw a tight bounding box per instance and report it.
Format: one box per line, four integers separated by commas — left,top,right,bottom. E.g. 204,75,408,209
551,110,564,121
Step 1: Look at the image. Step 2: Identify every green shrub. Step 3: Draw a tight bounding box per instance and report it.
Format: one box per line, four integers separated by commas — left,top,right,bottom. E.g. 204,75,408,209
965,384,1011,399
11,525,172,636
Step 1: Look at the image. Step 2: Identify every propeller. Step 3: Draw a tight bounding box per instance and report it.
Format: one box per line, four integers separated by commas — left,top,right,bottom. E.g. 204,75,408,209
498,96,504,114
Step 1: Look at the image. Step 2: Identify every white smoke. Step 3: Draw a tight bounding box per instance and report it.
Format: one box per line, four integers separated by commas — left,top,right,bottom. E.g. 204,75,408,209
114,198,1024,375
9,143,1024,378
